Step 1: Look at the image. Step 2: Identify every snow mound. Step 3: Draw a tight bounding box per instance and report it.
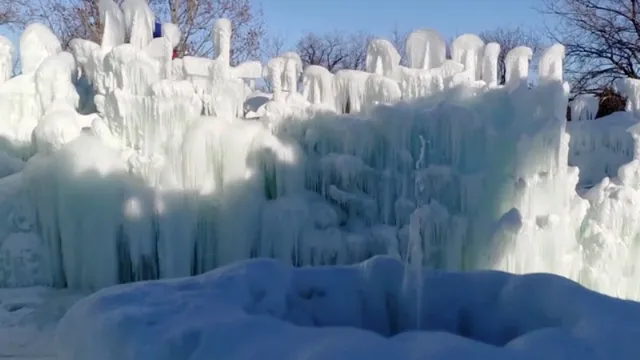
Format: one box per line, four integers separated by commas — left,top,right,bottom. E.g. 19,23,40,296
57,256,640,360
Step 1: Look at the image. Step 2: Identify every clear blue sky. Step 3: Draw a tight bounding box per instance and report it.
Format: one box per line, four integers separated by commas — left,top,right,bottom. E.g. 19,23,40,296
0,0,555,51
260,0,554,46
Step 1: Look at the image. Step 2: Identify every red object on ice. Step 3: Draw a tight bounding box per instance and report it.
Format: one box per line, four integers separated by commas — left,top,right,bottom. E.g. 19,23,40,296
172,49,178,59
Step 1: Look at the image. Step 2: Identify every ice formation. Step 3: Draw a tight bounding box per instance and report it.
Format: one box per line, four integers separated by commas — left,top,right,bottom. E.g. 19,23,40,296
481,42,500,87
1,19,640,308
364,74,402,106
121,0,155,50
19,24,62,75
451,34,485,81
99,0,126,51
264,57,285,101
615,78,640,117
161,23,181,48
538,43,565,84
568,112,635,188
504,46,533,88
333,69,370,113
212,18,232,65
366,39,401,77
0,35,14,84
302,65,335,107
570,94,599,121
278,52,303,93
405,29,447,70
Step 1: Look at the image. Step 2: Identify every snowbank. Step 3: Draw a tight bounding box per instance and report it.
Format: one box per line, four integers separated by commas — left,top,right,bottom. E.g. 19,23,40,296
57,256,640,360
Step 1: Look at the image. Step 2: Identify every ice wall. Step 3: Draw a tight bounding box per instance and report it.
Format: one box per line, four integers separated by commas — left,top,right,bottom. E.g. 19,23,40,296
570,94,599,121
3,22,640,301
568,112,636,188
18,74,586,291
580,122,640,299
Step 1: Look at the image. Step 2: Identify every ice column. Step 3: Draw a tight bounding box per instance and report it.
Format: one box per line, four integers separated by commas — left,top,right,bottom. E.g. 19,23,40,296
451,34,485,81
265,57,285,102
0,35,14,84
302,65,335,107
212,18,232,66
405,29,447,70
615,78,640,118
504,46,533,88
279,52,302,93
538,44,565,85
20,24,62,75
122,0,155,49
366,39,401,77
481,42,500,87
99,0,126,51
569,94,599,121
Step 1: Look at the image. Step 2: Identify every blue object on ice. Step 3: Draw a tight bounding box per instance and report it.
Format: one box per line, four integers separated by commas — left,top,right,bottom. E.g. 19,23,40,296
153,22,162,38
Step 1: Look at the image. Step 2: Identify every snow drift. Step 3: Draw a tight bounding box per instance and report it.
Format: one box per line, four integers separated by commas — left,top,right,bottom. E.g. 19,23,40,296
57,256,640,360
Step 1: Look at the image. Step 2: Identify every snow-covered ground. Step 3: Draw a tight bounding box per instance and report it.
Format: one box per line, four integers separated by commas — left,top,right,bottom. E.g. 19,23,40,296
55,257,640,360
0,288,84,359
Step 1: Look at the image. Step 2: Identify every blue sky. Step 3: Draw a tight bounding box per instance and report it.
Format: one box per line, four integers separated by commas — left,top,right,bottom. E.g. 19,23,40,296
261,0,555,46
0,0,555,51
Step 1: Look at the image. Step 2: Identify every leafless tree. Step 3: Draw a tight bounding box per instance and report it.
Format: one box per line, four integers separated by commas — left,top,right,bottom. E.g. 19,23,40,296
0,0,28,26
152,0,264,63
479,26,542,85
295,31,373,72
260,34,286,61
389,25,408,65
10,0,264,64
541,0,640,94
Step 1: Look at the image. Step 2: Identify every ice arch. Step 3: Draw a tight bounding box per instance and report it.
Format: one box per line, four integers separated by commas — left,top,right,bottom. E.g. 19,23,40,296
405,29,447,70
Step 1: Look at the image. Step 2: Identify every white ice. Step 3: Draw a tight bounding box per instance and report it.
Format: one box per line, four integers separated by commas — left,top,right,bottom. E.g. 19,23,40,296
0,18,640,360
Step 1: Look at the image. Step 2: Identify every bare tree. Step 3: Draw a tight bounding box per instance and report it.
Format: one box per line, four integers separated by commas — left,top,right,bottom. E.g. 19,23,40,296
295,31,373,72
541,0,640,94
0,0,30,26
152,0,264,63
260,34,286,61
11,0,264,64
479,26,542,84
389,24,408,65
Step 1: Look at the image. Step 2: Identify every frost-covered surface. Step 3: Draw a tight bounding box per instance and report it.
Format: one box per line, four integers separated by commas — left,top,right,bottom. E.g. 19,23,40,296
568,112,638,188
58,257,640,360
